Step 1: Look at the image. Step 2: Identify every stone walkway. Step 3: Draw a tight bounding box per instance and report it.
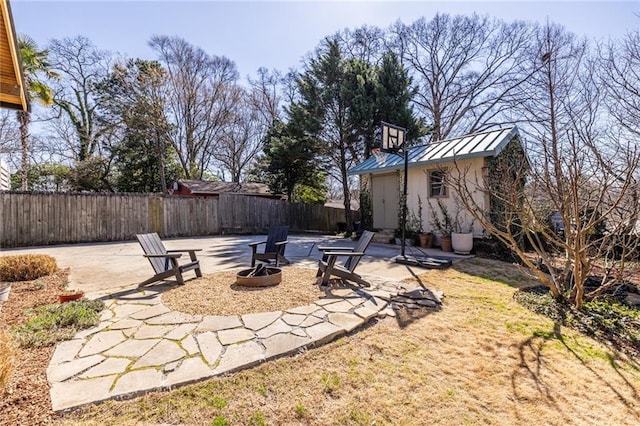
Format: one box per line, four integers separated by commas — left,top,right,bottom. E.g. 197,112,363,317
48,274,443,411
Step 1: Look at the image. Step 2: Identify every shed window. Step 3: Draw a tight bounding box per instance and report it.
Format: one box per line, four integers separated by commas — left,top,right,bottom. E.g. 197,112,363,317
429,170,447,197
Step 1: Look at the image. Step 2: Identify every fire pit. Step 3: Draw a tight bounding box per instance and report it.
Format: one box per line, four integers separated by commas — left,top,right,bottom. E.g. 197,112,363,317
236,266,282,287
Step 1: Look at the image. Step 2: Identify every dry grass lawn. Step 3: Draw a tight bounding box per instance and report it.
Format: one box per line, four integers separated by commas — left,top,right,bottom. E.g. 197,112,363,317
59,258,640,425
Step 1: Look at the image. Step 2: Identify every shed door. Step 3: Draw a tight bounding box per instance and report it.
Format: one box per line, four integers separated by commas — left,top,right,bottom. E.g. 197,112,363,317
372,174,398,229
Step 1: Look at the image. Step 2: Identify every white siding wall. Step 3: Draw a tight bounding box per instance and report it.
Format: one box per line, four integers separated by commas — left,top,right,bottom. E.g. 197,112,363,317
0,159,10,190
405,157,486,236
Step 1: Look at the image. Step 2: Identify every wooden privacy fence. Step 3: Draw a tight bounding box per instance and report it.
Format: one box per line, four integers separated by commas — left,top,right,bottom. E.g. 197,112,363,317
0,192,351,248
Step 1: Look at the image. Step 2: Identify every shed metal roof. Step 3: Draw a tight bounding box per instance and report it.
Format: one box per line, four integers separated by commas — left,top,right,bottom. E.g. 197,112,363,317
348,126,520,175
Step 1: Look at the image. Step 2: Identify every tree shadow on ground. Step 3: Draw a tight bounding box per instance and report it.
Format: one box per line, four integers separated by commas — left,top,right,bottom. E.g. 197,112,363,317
512,321,640,423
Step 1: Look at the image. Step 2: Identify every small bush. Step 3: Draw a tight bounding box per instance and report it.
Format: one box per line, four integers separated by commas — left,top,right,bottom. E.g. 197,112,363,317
0,330,15,390
0,254,58,282
11,299,104,348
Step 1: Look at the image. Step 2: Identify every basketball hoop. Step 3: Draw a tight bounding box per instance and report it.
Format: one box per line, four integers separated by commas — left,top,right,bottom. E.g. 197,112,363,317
381,121,406,151
372,148,388,165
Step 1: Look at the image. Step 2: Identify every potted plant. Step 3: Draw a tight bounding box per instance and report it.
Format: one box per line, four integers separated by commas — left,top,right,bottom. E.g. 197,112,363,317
452,223,474,254
416,196,434,248
429,199,454,252
394,228,416,246
451,198,475,254
58,289,84,303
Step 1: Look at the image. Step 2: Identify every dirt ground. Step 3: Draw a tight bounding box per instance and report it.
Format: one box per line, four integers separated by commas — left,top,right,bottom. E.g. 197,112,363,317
0,270,68,425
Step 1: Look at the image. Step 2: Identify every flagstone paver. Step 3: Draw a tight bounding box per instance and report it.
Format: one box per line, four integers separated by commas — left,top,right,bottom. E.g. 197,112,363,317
196,332,223,365
255,318,294,338
196,315,242,332
327,312,363,332
78,331,127,357
214,340,264,374
80,358,131,379
132,340,186,368
46,354,104,383
218,327,256,345
263,333,310,358
48,273,443,412
286,304,321,315
103,338,159,358
180,334,200,355
242,311,282,330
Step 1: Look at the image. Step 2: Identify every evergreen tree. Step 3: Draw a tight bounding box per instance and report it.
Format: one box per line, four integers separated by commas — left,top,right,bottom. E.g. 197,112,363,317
374,52,427,148
97,59,180,192
253,120,322,202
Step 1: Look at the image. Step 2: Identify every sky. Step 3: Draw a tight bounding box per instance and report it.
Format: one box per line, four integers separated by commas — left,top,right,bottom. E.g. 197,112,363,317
9,0,640,80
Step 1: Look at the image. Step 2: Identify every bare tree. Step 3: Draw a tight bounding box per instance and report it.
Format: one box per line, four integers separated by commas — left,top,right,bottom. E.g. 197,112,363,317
247,67,283,125
47,36,112,161
449,22,640,309
149,35,238,179
333,25,387,65
210,85,264,182
391,14,534,141
0,111,19,156
601,28,640,138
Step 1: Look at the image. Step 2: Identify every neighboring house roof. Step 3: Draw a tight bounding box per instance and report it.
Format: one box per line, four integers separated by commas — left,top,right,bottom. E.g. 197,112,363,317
0,0,28,111
173,179,282,198
324,199,360,210
349,126,520,175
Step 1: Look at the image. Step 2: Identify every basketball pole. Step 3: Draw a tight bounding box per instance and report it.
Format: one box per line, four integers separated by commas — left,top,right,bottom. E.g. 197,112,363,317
401,147,408,258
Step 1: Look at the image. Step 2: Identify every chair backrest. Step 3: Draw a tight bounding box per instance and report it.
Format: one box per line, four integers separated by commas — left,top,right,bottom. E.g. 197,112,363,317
136,233,169,274
265,226,289,254
344,230,375,272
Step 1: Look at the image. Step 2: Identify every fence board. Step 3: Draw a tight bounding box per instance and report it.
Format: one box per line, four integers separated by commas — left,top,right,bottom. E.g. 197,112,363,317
0,192,354,247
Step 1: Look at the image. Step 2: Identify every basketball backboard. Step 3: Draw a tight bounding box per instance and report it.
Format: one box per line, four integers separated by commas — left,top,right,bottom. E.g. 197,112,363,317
381,121,406,151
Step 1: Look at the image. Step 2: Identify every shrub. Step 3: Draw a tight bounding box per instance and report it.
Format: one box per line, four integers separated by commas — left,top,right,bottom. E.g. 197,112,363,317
11,299,104,348
0,330,14,390
0,254,58,282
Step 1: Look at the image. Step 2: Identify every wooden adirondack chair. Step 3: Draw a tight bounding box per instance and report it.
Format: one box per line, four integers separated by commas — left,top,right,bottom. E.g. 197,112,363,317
316,230,376,287
136,233,202,287
248,226,290,267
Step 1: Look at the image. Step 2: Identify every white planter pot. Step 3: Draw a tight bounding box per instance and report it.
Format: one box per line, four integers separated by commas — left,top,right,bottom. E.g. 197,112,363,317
451,232,473,254
0,285,11,302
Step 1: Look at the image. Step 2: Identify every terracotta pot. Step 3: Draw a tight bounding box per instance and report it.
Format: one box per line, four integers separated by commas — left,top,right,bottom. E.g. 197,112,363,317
59,291,84,303
418,233,434,248
440,235,453,252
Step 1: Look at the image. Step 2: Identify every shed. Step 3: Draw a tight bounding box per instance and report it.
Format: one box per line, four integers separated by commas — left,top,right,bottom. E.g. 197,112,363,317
349,126,525,236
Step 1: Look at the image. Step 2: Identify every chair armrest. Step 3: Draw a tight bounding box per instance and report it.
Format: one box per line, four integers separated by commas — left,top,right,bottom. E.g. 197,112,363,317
167,249,202,253
275,240,288,246
318,245,354,252
145,253,182,258
323,251,364,258
248,241,267,248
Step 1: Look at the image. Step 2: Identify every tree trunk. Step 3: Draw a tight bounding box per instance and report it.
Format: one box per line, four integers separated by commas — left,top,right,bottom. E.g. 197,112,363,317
155,129,167,193
17,110,30,191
